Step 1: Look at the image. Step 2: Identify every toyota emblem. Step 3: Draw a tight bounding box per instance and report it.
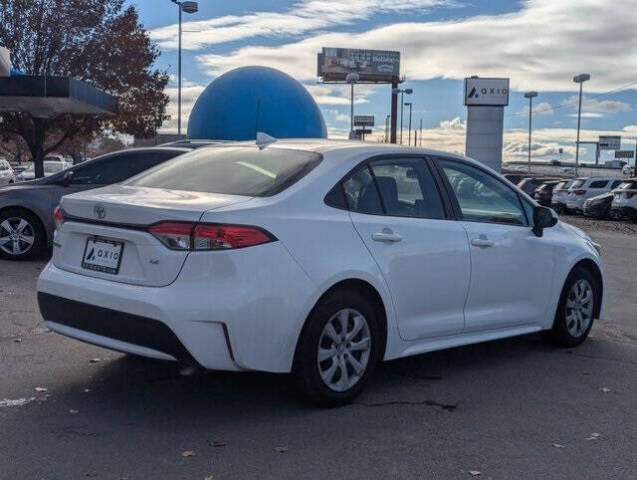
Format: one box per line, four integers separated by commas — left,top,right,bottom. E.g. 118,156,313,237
94,205,106,220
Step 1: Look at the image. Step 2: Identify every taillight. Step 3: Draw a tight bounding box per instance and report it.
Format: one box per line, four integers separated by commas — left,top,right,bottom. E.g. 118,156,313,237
148,222,275,251
53,206,65,230
573,190,586,195
148,222,193,250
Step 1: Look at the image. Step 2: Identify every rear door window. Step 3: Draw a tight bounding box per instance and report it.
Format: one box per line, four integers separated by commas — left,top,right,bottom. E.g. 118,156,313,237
342,166,383,215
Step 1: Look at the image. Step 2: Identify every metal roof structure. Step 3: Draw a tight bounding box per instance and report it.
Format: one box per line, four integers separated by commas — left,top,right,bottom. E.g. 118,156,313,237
0,75,117,118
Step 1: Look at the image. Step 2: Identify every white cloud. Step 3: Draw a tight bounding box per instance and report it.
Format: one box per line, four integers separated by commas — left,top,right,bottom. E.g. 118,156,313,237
196,0,637,92
304,83,375,105
561,95,631,117
517,101,554,116
439,117,466,130
151,0,451,50
159,83,206,133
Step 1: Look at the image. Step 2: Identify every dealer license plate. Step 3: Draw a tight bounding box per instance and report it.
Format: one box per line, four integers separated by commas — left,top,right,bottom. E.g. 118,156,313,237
81,238,124,274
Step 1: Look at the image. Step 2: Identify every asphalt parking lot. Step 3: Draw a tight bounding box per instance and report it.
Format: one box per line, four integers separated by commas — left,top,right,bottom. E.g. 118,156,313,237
1,219,636,480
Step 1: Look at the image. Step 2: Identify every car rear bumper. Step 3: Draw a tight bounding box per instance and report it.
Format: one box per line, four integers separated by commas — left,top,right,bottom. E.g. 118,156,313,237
37,242,316,373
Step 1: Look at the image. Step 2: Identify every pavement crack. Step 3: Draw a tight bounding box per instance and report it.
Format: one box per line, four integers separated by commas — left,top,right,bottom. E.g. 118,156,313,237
353,399,458,412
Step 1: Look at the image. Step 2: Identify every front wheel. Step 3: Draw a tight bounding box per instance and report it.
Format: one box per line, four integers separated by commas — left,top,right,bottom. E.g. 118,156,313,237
0,208,46,260
544,266,599,347
292,290,382,407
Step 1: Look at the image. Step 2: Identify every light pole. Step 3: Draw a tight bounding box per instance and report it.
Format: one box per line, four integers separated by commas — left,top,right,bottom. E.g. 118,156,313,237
419,118,423,147
573,73,590,176
404,102,412,146
346,73,360,140
524,91,538,173
171,0,198,138
392,88,412,144
385,114,390,143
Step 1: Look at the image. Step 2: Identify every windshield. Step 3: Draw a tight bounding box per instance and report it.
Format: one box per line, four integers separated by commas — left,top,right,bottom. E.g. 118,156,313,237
570,179,586,188
127,146,322,196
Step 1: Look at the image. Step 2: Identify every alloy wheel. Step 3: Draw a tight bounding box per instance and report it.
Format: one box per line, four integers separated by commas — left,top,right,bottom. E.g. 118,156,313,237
317,308,371,392
565,279,594,337
0,217,36,256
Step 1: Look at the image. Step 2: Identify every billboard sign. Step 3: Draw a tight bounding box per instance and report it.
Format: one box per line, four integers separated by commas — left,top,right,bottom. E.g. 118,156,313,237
615,150,634,159
0,46,9,77
317,48,400,83
599,135,621,150
464,77,510,106
354,115,374,127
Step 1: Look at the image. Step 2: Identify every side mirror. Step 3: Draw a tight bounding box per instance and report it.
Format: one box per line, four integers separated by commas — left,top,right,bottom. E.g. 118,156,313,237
61,170,74,186
532,205,558,237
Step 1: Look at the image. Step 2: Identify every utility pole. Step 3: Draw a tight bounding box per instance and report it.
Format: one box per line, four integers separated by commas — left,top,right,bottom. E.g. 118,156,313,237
419,119,423,147
524,91,538,173
573,73,591,177
405,102,412,146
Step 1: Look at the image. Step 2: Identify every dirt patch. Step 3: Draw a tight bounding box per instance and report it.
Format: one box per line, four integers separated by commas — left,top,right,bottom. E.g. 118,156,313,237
560,215,637,235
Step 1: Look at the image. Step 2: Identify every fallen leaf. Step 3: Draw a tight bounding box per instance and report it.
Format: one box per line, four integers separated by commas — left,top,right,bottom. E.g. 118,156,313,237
34,387,48,393
468,471,481,477
600,387,611,393
181,450,196,457
586,433,601,441
274,446,289,454
211,440,227,447
89,358,101,363
552,443,567,448
69,409,79,414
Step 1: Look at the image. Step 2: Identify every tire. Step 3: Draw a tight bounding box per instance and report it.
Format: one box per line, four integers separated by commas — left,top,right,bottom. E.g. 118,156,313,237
292,289,382,407
0,208,46,260
544,266,599,347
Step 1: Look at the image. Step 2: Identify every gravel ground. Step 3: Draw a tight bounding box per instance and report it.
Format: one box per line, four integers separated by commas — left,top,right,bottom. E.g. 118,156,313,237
560,214,637,235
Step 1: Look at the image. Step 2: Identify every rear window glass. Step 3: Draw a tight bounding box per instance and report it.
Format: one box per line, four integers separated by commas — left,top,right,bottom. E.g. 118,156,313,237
570,179,586,188
127,146,321,197
618,181,637,189
589,180,609,188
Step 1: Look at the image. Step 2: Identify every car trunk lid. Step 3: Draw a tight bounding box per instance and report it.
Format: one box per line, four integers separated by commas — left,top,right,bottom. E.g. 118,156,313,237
54,185,252,286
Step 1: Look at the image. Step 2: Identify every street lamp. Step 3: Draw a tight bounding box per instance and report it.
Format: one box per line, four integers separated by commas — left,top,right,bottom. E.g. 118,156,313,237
385,114,390,143
346,73,360,140
524,91,538,173
171,0,198,138
392,87,412,144
573,73,590,176
404,102,413,146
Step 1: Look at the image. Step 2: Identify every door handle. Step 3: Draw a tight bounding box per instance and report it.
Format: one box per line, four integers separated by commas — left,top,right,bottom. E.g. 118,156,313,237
471,237,494,248
372,229,402,243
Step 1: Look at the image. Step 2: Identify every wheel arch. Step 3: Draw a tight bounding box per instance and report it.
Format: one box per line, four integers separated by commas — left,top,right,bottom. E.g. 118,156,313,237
570,258,604,320
293,277,389,363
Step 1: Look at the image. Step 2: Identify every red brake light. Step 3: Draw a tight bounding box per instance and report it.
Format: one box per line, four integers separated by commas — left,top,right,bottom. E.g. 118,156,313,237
148,222,275,250
53,206,65,229
573,189,586,195
193,224,273,250
148,222,193,250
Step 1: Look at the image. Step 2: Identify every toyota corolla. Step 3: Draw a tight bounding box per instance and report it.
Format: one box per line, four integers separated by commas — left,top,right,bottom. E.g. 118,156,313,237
37,140,604,406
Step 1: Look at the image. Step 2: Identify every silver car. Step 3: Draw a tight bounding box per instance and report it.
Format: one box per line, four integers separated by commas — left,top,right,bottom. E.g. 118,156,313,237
0,158,15,186
0,147,188,260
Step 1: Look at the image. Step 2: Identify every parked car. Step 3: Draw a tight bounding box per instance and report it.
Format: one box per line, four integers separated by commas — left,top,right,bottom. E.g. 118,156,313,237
0,147,189,260
13,163,32,176
550,179,573,212
44,153,73,168
583,192,614,219
0,158,15,186
517,177,560,196
610,178,637,220
622,164,635,177
566,177,624,214
15,161,68,182
37,140,604,407
533,180,561,207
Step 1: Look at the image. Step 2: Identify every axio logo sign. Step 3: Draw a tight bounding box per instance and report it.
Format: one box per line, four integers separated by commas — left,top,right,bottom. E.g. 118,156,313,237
464,77,510,106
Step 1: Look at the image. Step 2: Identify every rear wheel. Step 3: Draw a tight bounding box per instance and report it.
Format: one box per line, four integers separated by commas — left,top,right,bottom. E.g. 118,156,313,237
545,266,599,347
0,208,45,260
292,290,382,407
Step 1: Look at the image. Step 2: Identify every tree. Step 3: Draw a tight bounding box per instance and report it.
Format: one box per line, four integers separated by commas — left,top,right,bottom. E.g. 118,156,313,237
0,0,169,177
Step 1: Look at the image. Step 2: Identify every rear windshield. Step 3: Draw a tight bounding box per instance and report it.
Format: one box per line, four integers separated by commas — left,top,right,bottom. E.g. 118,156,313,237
570,179,586,188
126,146,322,197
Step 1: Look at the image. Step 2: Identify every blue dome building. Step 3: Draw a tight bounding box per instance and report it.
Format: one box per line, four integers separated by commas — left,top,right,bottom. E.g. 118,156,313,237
187,66,327,141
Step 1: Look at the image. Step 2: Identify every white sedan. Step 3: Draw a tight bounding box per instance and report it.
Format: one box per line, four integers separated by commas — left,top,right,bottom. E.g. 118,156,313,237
37,140,604,406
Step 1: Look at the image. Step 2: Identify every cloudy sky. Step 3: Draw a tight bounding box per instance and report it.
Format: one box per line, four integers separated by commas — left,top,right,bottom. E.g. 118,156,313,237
128,0,637,164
